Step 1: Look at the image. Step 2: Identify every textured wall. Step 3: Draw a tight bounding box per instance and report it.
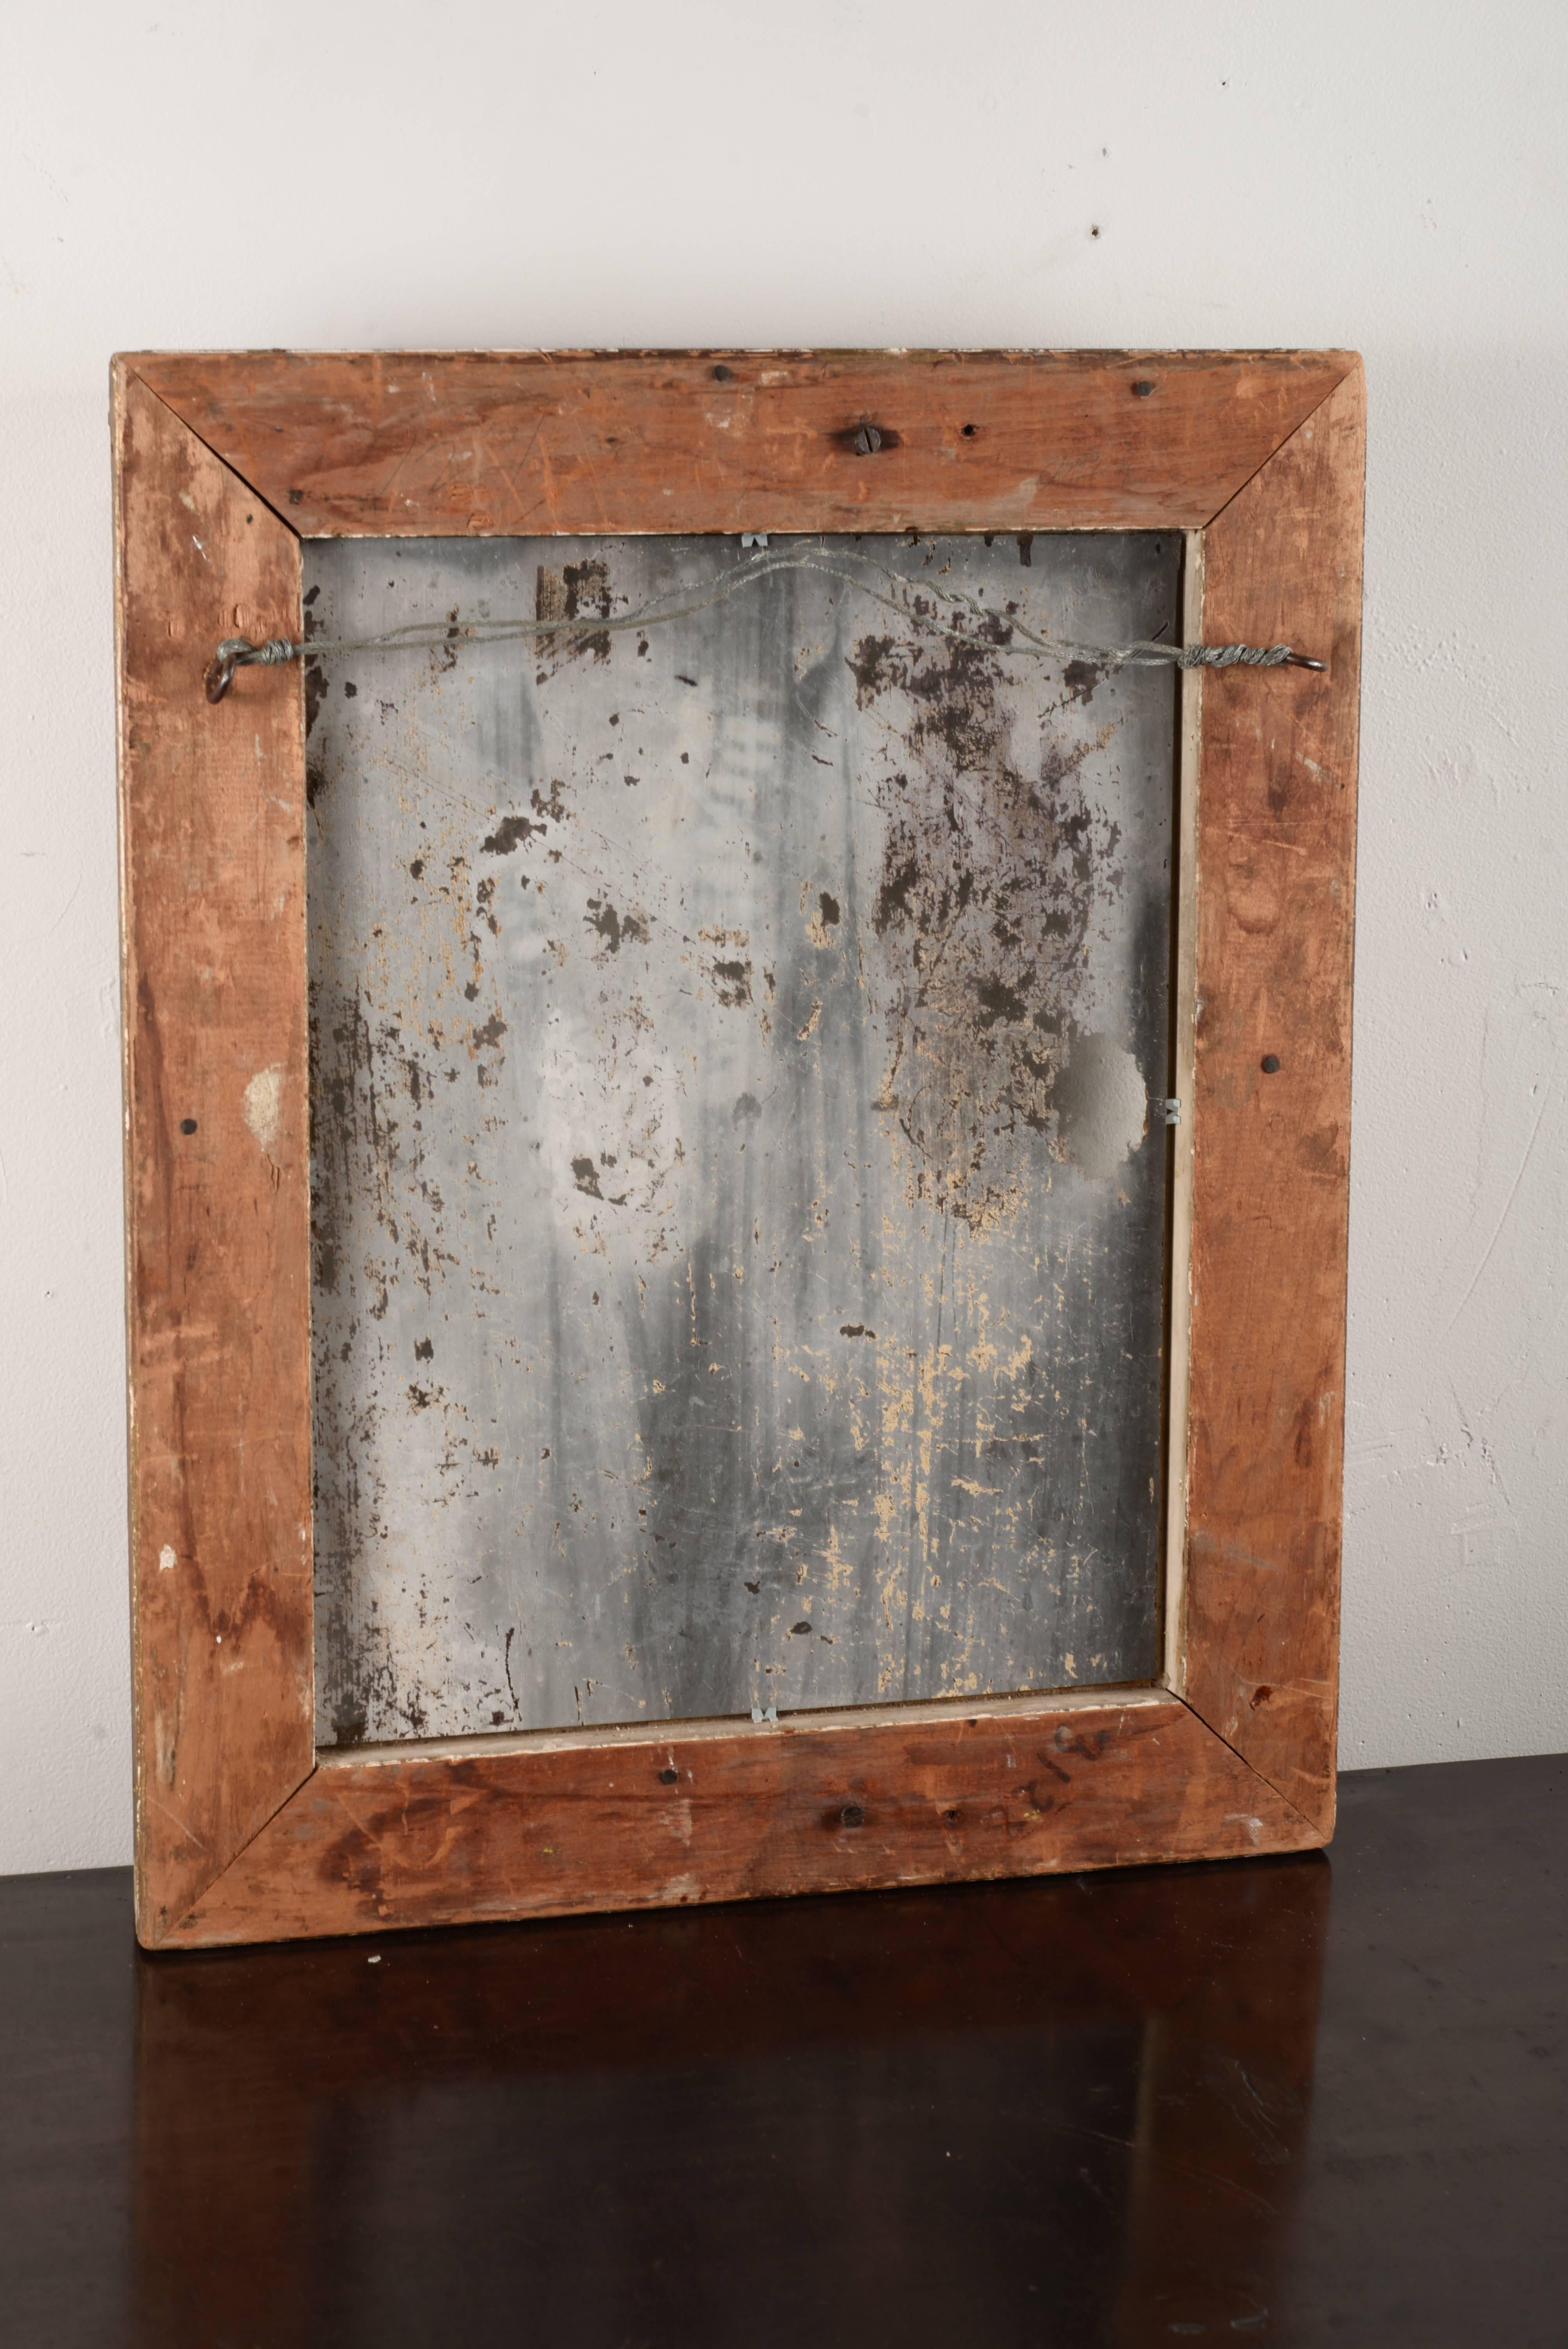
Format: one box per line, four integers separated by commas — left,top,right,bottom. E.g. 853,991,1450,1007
2,0,1563,1869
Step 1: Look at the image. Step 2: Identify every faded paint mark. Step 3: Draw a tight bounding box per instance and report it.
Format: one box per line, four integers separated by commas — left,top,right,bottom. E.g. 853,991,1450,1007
244,1065,284,1155
1052,1032,1149,1180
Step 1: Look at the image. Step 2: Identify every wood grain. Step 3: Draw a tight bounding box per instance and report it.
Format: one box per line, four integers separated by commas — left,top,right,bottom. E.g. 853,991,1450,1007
125,348,1354,540
114,369,314,1944
1181,365,1365,1827
162,1694,1320,1947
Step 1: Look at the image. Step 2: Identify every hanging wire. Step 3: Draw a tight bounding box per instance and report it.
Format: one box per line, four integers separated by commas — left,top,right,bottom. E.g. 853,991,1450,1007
205,541,1326,702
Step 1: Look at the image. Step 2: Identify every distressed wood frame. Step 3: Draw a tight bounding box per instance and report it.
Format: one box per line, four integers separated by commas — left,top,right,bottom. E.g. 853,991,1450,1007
114,348,1364,1949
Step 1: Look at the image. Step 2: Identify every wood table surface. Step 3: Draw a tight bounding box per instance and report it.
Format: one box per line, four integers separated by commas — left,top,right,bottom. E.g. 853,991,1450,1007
2,1752,1563,2347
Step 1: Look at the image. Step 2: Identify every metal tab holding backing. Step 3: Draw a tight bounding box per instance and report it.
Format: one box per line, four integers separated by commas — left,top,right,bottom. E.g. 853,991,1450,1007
1158,1097,1182,1127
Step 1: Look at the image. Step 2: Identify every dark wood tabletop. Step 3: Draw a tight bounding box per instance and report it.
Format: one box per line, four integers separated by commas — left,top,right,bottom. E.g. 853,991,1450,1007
3,1751,1563,2347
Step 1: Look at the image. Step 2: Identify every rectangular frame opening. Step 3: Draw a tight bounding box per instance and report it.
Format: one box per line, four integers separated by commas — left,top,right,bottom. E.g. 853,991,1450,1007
304,529,1191,1749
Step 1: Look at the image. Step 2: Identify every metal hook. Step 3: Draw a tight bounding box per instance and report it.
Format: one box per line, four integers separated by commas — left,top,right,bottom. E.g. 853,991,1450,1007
204,635,298,703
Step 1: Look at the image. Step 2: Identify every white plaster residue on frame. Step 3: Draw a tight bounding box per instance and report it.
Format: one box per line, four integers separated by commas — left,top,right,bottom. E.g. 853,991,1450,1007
243,1066,284,1155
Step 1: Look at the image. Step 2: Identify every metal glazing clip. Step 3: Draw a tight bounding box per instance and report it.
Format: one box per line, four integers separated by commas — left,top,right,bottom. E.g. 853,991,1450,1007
1157,1098,1181,1127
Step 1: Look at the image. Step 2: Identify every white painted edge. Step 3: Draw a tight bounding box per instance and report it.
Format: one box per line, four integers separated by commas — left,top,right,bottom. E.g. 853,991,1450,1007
315,1681,1177,1772
1161,529,1202,1695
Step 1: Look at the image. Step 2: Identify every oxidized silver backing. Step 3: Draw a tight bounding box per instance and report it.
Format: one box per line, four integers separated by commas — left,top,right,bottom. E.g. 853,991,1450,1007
305,533,1180,1744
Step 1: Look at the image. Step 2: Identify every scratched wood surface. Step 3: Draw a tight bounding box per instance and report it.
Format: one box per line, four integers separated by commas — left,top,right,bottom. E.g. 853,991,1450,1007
125,348,1354,540
113,369,314,1943
164,1690,1321,1946
1182,365,1365,1829
304,531,1181,1743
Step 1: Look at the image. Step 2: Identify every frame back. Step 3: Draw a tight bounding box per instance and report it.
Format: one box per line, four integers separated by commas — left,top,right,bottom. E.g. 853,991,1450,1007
114,348,1364,1946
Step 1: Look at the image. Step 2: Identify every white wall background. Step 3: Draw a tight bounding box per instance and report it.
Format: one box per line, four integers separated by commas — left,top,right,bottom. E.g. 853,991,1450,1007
3,0,1564,1873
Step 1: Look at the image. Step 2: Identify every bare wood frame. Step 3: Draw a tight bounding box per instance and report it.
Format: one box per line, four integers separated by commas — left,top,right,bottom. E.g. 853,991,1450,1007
113,348,1364,1949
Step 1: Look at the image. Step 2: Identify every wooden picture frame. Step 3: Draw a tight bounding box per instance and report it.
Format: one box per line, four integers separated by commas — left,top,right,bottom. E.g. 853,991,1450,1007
113,348,1364,1949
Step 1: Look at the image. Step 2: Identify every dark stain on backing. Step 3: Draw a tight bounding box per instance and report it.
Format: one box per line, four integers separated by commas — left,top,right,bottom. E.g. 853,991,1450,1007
711,958,753,1008
586,899,649,954
850,622,1121,1224
483,814,546,856
535,558,613,667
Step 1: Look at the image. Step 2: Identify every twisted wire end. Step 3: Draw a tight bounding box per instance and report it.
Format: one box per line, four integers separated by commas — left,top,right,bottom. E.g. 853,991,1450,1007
1174,643,1327,673
205,636,299,703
